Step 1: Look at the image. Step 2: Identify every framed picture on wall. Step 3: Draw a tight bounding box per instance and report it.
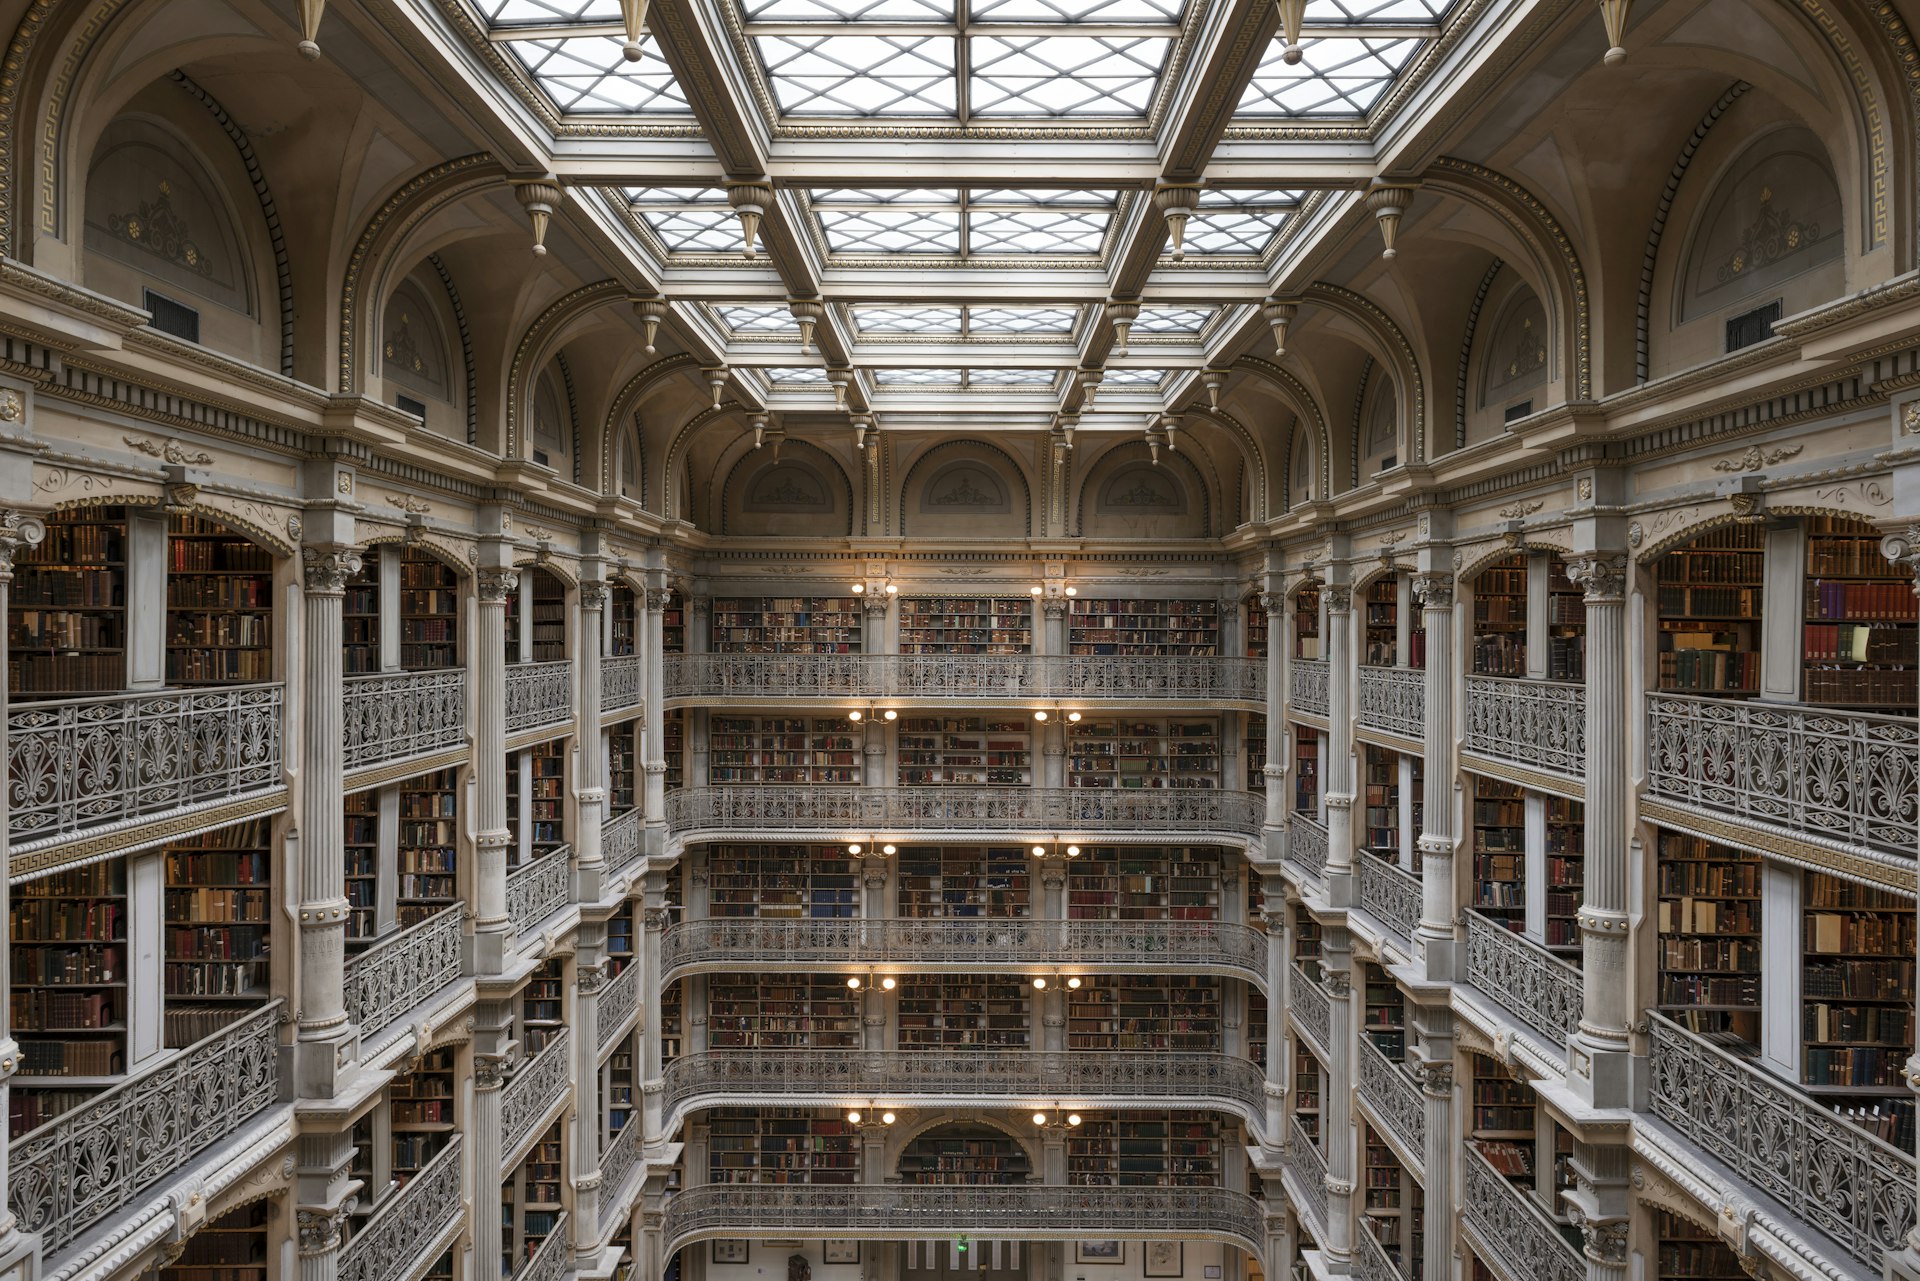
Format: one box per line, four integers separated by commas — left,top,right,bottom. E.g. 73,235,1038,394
823,1242,860,1264
1144,1243,1183,1278
1077,1243,1125,1265
712,1241,749,1265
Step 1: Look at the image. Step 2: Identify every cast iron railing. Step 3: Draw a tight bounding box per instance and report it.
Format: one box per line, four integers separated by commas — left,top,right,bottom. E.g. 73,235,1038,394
343,669,466,770
1464,911,1581,1046
505,660,573,733
1464,675,1585,777
338,1135,465,1281
345,903,464,1038
1356,665,1424,739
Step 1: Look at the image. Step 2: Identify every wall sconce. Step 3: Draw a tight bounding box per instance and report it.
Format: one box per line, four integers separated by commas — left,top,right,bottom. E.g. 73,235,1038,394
846,839,897,855
1031,1108,1083,1129
1029,840,1081,860
846,973,898,991
847,706,898,724
848,1108,897,1125
1031,706,1081,724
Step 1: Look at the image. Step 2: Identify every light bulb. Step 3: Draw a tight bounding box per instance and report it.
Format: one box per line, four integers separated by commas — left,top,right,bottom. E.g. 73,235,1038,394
1066,845,1081,858
849,710,863,722
881,976,896,990
848,976,862,989
1030,586,1043,596
1033,710,1049,722
848,1110,862,1123
1067,1114,1081,1127
1032,1112,1048,1126
852,582,865,593
883,710,898,721
1032,977,1047,990
1065,587,1077,596
1066,977,1082,990
848,843,863,854
1031,845,1046,857
886,584,898,594
1067,711,1082,723
882,843,897,855
882,1112,896,1125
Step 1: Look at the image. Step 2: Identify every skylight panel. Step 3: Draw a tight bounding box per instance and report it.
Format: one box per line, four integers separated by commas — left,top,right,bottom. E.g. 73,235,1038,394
968,306,1080,333
970,189,1113,207
482,0,622,22
1132,307,1214,334
853,306,965,333
626,186,728,205
1180,208,1289,255
745,0,952,16
1237,35,1421,116
756,34,957,115
718,305,800,332
812,188,961,205
764,366,831,383
1304,0,1450,19
875,368,965,384
504,36,688,112
1100,366,1167,386
818,208,962,253
968,35,1169,115
969,0,1185,21
1198,188,1303,208
969,205,1112,254
641,208,743,252
968,368,1058,385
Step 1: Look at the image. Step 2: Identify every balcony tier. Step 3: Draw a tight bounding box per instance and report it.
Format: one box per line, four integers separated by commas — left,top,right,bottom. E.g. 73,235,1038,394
664,654,1263,709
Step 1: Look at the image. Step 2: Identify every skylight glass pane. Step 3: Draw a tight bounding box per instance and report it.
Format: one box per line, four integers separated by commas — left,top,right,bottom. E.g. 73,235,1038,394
757,34,957,115
504,36,689,112
1100,367,1166,385
1198,188,1303,208
484,0,621,21
968,368,1057,385
875,368,965,384
970,0,1183,20
854,306,964,333
626,186,728,205
1304,0,1449,19
746,0,952,16
718,305,800,332
1237,35,1421,116
641,208,741,252
969,35,1169,115
1180,209,1288,255
1132,307,1214,333
970,206,1112,254
970,189,1114,207
812,188,960,205
818,209,961,253
968,306,1080,333
765,366,830,383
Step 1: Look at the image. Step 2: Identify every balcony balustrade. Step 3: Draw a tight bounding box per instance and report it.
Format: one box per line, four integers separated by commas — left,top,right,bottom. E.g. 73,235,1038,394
504,659,574,733
507,845,571,939
514,1211,570,1281
1356,666,1424,739
345,903,464,1039
666,787,1264,844
1290,658,1329,718
598,958,641,1053
1645,693,1919,864
1460,1140,1582,1281
1283,1118,1329,1238
1353,1222,1407,1281
8,682,283,848
10,1001,283,1255
502,1029,573,1169
1357,854,1420,943
1288,814,1328,881
338,1136,465,1281
1463,675,1585,778
662,654,1262,704
603,652,643,714
1463,912,1581,1048
342,669,466,771
661,1184,1265,1255
603,806,644,876
661,1051,1267,1135
660,918,1267,985
1356,1037,1425,1164
1647,1012,1916,1272
601,1107,643,1208
1288,963,1331,1058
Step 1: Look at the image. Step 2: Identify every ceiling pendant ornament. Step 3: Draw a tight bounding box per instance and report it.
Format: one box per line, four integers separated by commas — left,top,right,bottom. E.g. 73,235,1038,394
297,0,325,59
828,368,852,411
726,181,774,259
750,414,770,450
633,299,669,354
705,367,730,407
1200,369,1228,410
620,0,650,62
1263,301,1298,355
513,180,562,257
1365,181,1418,260
1275,0,1307,63
789,299,825,353
1077,369,1103,406
852,413,874,452
1152,185,1202,260
1105,300,1141,355
1598,0,1631,64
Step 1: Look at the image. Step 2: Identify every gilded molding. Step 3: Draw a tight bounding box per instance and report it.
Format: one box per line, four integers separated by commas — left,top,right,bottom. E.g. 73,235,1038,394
10,789,288,877
1639,798,1916,894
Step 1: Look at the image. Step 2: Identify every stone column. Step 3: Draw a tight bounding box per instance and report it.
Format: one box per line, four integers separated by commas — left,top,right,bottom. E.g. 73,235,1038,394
1262,896,1286,1146
1564,555,1631,1098
1039,715,1066,789
472,1042,510,1281
572,936,607,1267
474,566,517,975
293,1172,356,1281
296,544,362,1089
641,876,670,1150
1318,929,1356,1268
0,510,44,1263
1042,597,1068,668
1413,1012,1456,1281
1411,571,1457,978
1564,1140,1631,1281
642,586,671,855
1259,592,1287,831
1322,582,1356,903
576,580,608,901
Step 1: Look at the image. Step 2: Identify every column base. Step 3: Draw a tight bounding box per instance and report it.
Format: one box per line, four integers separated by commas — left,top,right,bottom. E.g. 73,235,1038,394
0,1227,40,1281
1884,1246,1920,1281
1566,1032,1636,1111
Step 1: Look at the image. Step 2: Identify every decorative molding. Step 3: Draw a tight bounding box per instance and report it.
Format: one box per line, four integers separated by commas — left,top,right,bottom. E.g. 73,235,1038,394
1712,443,1805,473
123,434,213,466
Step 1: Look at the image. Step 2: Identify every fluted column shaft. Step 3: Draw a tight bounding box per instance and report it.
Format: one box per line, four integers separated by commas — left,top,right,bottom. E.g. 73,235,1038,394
473,1052,508,1279
641,875,669,1148
1567,557,1630,1059
1320,929,1356,1267
1263,899,1286,1143
572,947,605,1264
296,546,361,1066
576,582,607,884
1324,586,1356,883
474,569,516,973
1413,573,1456,963
1415,1015,1456,1281
643,588,670,840
1881,526,1920,1270
1261,594,1287,826
0,511,44,1242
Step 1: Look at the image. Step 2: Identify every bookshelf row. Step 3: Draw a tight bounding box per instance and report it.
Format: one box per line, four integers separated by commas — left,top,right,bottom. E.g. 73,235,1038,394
343,546,463,674
506,569,568,663
899,596,1032,655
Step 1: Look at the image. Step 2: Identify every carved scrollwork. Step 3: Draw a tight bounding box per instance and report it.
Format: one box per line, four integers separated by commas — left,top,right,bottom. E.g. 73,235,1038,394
1322,585,1352,612
1411,571,1455,609
0,508,47,577
580,581,610,609
302,546,364,594
1564,554,1627,602
478,569,518,602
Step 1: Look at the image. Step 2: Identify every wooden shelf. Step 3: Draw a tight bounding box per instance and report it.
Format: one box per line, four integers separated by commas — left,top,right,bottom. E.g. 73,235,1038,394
1067,1112,1221,1187
1069,716,1221,790
166,514,273,686
711,597,861,654
897,976,1028,1050
1471,554,1527,676
1656,831,1761,1049
899,596,1032,655
712,716,863,785
899,845,1030,918
1066,846,1222,921
709,1108,857,1184
1656,525,1763,694
1068,598,1219,657
900,715,1030,786
710,975,860,1050
708,845,857,918
398,767,459,927
8,506,127,697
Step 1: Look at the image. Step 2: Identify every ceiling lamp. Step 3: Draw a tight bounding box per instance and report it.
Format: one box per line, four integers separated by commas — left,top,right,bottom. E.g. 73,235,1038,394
1200,369,1227,410
789,299,824,353
514,180,562,257
1275,0,1306,63
1263,301,1298,356
1105,301,1141,356
705,366,729,408
1153,186,1202,261
619,0,650,60
1365,181,1418,261
633,298,669,354
725,181,773,260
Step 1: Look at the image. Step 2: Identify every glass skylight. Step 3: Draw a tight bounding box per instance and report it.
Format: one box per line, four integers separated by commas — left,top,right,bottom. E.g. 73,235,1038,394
967,367,1058,384
1099,367,1167,386
744,0,954,17
1237,35,1422,116
972,0,1182,20
853,306,965,333
718,305,801,332
806,190,1116,258
817,208,963,254
968,306,1080,334
756,34,958,114
875,368,966,384
1303,0,1449,18
968,35,1171,115
1132,307,1214,334
480,0,621,21
624,188,738,253
502,35,689,112
763,366,832,383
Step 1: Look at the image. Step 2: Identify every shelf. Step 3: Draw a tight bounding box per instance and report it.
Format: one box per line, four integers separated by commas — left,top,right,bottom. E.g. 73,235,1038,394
398,767,459,927
1068,598,1219,657
899,845,1030,918
709,1107,858,1184
167,513,274,686
8,506,127,698
899,715,1030,787
899,596,1032,655
1069,716,1221,791
1656,525,1763,694
708,845,857,918
1655,831,1760,1049
1067,1112,1221,1187
712,715,864,786
711,597,861,654
400,547,461,670
1066,846,1223,921
710,975,861,1050
897,976,1028,1050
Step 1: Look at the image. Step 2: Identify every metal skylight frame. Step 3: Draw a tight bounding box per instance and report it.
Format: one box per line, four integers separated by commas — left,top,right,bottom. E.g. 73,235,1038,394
869,367,1062,388
621,187,743,254
804,189,1126,261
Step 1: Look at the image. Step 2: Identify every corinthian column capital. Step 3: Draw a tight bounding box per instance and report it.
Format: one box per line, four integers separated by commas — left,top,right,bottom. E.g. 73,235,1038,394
301,545,363,594
1565,554,1628,602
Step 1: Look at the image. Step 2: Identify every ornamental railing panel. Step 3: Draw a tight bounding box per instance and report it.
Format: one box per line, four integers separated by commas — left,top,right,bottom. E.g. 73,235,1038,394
1358,855,1421,943
338,1135,464,1281
1284,1117,1328,1234
1353,1223,1407,1281
603,806,643,876
601,1110,643,1204
1645,693,1919,862
1463,676,1586,777
1460,1140,1583,1281
1288,814,1328,880
661,654,1263,703
1463,911,1580,1046
666,787,1263,841
1647,1012,1916,1271
603,653,643,713
598,961,641,1054
502,1030,572,1168
508,846,571,939
343,669,466,770
666,653,867,700
513,1211,570,1281
345,904,464,1038
1356,666,1424,739
1356,1038,1425,1162
1048,655,1264,703
10,1001,282,1255
1290,659,1329,718
504,660,573,733
8,682,283,846
895,654,1039,699
659,918,1265,983
662,1185,1263,1252
1288,963,1330,1057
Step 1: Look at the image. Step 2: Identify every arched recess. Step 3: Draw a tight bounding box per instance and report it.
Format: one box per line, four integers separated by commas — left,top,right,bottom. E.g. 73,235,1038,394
1354,364,1398,483
1465,269,1550,444
1297,283,1426,470
355,532,474,585
662,402,758,525
381,265,466,443
600,353,699,502
500,279,632,460
1455,535,1572,587
529,362,579,476
1286,424,1314,509
1233,356,1333,503
618,425,645,505
1074,440,1210,540
1178,406,1270,525
899,439,1034,537
884,1113,1042,1178
719,440,855,538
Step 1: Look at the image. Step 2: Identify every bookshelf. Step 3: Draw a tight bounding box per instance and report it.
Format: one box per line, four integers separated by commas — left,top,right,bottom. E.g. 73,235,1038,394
610,582,638,656
897,977,1029,1049
1067,1112,1221,1186
609,724,637,814
709,1108,859,1184
398,768,459,927
898,716,1030,786
505,569,567,663
604,1037,634,1145
1544,798,1585,954
664,709,685,791
901,1125,1032,1184
1471,555,1527,676
8,506,126,697
1294,727,1320,813
1294,910,1323,978
166,514,274,686
1068,598,1220,656
607,903,635,978
1656,830,1761,1049
1066,847,1222,920
1466,1052,1534,1188
709,976,861,1049
391,1048,456,1187
164,819,272,1021
345,791,379,944
1656,524,1763,695
1068,716,1222,790
711,597,861,653
1803,871,1915,1142
1362,1121,1422,1271
900,596,1032,654
1246,593,1267,793
1471,779,1525,932
400,548,460,669
1066,975,1219,1050
711,716,863,785
1364,578,1397,667
1249,978,1268,1066
159,1201,268,1281
523,958,566,1054
660,979,682,1065
344,556,380,675
662,597,685,653
1547,556,1586,681
503,1122,564,1272
1247,597,1269,659
1802,514,1918,709
1294,585,1321,660
898,845,1030,917
528,742,566,860
1363,748,1399,858
1294,1043,1322,1141
11,860,126,1083
1362,962,1406,1060
1656,1211,1743,1280
707,845,858,918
